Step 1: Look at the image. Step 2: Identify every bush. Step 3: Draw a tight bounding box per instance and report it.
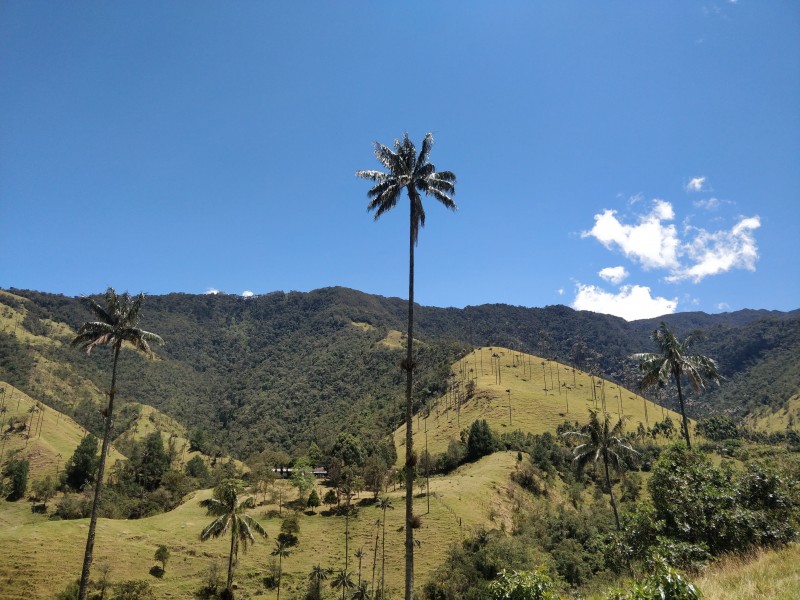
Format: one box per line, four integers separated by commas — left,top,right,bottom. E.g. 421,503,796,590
606,556,700,599
490,567,561,600
55,493,92,520
3,457,29,501
112,580,156,600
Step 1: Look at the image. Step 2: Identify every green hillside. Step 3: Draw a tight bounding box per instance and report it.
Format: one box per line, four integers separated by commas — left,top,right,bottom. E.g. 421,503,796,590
394,346,683,462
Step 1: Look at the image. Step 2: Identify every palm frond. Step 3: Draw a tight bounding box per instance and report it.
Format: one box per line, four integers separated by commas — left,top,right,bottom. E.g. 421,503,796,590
200,514,231,541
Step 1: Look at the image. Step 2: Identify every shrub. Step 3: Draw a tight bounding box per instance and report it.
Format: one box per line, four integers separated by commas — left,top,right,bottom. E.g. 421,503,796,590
490,567,561,600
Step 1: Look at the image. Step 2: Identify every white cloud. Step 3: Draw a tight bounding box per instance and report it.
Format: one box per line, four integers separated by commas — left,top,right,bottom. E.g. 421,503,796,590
572,284,678,321
667,216,761,282
716,302,731,311
582,200,680,270
598,266,629,285
205,288,222,295
686,176,707,192
242,290,254,298
557,288,564,296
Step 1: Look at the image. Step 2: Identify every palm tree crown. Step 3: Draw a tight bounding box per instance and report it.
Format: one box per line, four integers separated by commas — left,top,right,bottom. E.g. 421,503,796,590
356,132,456,245
631,321,721,448
200,479,267,593
562,410,637,530
72,288,163,357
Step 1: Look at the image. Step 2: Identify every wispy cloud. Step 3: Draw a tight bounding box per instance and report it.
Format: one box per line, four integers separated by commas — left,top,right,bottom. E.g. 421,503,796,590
572,284,678,321
693,197,721,210
582,200,680,270
686,176,707,192
598,266,629,285
716,302,731,311
667,216,761,282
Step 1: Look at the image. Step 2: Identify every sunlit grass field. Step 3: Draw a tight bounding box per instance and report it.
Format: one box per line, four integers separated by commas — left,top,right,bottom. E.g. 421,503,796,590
394,346,684,463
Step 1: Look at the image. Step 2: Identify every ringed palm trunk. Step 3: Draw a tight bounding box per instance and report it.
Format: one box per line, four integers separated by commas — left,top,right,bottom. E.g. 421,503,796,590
78,345,120,600
603,450,620,531
674,371,692,448
404,195,416,600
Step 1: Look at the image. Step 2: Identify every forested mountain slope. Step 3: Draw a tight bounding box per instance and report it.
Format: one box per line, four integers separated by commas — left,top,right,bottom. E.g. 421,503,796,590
1,287,797,460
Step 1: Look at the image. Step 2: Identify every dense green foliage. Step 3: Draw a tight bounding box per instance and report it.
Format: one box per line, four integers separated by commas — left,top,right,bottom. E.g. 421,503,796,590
614,444,800,570
65,435,100,490
3,456,29,500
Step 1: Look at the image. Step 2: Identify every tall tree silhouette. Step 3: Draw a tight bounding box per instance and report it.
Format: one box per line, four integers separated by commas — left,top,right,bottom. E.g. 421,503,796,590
357,132,456,599
72,288,163,600
632,321,721,448
200,479,267,595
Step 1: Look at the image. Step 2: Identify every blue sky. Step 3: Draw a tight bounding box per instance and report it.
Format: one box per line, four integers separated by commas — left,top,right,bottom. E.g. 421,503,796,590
1,1,798,320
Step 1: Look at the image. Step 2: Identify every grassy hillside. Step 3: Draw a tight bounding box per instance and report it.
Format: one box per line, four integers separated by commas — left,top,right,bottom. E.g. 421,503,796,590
695,544,800,600
394,347,683,461
0,381,126,479
746,392,800,434
0,452,522,599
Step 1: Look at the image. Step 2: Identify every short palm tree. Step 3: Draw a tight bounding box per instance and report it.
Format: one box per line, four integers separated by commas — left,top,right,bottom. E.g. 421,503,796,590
200,479,267,595
72,288,163,600
631,321,721,448
352,581,372,600
562,410,637,530
332,569,355,600
308,564,330,600
271,539,292,600
357,133,456,600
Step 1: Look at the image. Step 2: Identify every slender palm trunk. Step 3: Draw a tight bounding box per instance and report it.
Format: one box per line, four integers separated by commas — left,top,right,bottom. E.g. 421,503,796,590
382,507,388,600
277,554,282,600
227,529,236,592
404,197,416,600
603,451,620,531
78,345,120,600
372,524,379,595
674,371,692,448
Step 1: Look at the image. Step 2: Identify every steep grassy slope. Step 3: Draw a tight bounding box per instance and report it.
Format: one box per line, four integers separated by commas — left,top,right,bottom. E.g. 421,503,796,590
0,381,126,479
394,347,683,461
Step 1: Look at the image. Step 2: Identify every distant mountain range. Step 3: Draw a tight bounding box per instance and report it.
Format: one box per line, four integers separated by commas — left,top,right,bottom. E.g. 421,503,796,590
2,286,798,458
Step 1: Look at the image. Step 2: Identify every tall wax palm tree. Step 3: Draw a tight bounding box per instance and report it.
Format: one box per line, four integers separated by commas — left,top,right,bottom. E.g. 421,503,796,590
357,133,456,600
271,539,292,600
200,479,268,595
72,288,164,600
308,564,330,600
631,321,721,449
562,410,637,530
376,496,394,600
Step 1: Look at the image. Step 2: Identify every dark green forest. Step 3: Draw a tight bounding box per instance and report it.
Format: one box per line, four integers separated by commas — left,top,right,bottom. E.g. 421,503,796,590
2,287,798,461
